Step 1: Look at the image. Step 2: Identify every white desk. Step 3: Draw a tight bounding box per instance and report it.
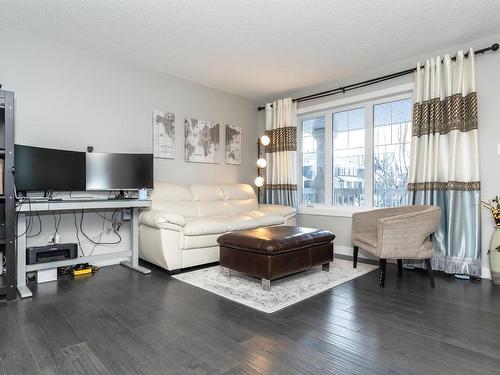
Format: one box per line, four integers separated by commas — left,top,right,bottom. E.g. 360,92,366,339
16,199,152,298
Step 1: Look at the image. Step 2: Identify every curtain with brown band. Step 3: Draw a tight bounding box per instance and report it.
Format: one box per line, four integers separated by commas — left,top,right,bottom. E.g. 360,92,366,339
263,98,298,207
408,49,481,277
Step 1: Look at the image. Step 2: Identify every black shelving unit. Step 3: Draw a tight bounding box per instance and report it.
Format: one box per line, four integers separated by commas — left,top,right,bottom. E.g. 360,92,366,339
0,91,16,300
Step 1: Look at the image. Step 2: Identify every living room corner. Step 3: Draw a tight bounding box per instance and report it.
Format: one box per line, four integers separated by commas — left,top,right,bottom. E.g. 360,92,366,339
1,2,500,375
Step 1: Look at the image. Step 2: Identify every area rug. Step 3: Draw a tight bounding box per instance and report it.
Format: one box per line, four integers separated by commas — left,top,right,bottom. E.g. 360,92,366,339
173,259,377,313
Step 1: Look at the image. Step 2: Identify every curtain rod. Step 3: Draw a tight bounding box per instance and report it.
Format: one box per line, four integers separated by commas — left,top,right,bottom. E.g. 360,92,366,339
257,42,499,111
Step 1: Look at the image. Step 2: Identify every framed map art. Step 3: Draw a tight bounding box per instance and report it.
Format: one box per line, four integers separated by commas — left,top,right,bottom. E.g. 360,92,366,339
225,125,241,165
153,110,175,159
184,118,220,164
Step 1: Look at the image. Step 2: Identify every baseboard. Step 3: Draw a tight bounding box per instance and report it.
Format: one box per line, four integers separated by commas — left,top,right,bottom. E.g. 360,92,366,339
482,266,492,280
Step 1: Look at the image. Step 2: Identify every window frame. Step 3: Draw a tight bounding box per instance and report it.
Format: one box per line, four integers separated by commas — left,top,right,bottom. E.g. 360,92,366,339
298,83,413,217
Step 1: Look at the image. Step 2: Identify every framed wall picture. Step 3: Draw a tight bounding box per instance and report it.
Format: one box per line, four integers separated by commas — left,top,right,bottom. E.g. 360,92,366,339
153,110,175,159
225,125,241,165
184,118,220,163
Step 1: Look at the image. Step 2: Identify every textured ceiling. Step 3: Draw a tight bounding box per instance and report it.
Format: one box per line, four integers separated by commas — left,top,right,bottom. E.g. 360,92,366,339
1,0,500,101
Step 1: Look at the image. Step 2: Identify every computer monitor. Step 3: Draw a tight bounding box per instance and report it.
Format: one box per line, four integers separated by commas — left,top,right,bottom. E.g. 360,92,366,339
14,144,86,192
86,152,153,191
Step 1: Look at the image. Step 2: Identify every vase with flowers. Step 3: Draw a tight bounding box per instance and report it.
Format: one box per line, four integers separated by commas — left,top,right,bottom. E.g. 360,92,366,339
481,196,500,285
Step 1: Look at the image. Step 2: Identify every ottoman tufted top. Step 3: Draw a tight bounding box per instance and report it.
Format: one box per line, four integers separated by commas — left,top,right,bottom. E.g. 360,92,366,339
217,226,335,255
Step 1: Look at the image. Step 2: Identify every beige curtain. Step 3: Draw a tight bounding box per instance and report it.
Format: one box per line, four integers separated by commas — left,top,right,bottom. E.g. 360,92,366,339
263,98,298,207
408,48,481,276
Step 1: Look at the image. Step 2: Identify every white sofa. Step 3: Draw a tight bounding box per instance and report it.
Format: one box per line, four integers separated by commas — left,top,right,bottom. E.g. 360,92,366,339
139,183,297,272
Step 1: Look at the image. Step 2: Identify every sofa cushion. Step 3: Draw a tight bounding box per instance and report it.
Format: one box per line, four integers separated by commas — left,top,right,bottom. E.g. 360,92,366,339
221,184,256,200
154,201,198,217
191,184,225,201
183,217,228,236
152,182,193,201
258,204,297,218
151,183,197,216
248,211,285,227
211,214,260,231
191,185,228,216
222,184,259,214
196,201,229,217
227,199,259,215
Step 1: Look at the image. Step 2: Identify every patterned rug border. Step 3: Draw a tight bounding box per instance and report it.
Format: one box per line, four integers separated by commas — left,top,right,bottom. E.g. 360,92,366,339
173,259,377,313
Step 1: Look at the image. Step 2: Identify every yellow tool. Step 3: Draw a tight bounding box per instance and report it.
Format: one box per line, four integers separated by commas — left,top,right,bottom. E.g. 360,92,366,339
72,267,93,276
70,263,97,276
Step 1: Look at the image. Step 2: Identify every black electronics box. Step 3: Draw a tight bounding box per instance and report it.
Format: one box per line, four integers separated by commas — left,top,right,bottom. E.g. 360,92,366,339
26,243,78,265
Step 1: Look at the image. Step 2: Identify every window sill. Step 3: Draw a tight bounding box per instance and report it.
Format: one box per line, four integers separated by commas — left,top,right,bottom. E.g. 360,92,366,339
298,205,369,218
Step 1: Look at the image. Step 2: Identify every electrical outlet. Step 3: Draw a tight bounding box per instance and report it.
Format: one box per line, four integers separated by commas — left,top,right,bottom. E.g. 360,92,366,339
122,208,131,221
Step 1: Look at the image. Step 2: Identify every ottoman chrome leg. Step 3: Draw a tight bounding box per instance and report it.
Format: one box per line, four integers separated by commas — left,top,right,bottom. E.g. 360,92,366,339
322,263,330,272
220,267,230,278
262,278,271,291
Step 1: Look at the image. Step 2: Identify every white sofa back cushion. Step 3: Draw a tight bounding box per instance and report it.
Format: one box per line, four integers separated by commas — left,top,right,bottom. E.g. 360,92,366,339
151,183,259,217
221,184,258,214
190,184,229,217
151,183,198,216
190,184,225,201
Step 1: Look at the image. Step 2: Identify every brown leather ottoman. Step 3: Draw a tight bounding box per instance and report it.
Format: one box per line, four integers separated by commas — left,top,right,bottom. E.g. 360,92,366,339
217,226,335,291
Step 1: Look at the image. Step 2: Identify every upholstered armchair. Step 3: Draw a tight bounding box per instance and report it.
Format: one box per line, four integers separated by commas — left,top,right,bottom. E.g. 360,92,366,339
351,205,441,287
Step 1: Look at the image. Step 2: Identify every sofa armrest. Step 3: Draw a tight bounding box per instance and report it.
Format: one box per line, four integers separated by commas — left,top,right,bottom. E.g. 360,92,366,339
139,209,187,229
376,207,441,259
258,204,297,218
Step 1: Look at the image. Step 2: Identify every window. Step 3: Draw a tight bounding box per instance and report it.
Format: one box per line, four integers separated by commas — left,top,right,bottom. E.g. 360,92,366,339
301,116,325,204
299,92,412,211
333,108,365,207
373,100,412,207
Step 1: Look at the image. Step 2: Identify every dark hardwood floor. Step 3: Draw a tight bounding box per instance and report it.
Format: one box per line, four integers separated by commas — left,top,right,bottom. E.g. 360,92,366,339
1,259,500,375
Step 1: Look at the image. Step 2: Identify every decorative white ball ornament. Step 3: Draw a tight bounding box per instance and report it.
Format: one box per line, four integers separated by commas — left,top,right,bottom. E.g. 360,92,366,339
256,158,267,169
260,135,270,146
254,176,265,187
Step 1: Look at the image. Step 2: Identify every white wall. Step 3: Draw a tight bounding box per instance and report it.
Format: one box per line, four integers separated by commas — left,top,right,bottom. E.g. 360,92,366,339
0,27,260,185
0,27,260,262
287,35,500,277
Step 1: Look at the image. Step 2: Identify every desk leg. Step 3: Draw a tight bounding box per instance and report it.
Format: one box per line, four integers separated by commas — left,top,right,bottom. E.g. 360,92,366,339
16,213,32,298
120,207,151,274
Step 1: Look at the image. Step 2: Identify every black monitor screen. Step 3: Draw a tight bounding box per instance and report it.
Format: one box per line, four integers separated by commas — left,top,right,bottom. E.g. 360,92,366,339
86,153,153,190
14,144,86,192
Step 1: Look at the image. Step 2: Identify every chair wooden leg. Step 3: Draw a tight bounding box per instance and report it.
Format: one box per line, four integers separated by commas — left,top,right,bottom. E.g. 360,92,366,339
353,246,359,268
379,259,387,288
397,259,403,276
425,258,435,288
